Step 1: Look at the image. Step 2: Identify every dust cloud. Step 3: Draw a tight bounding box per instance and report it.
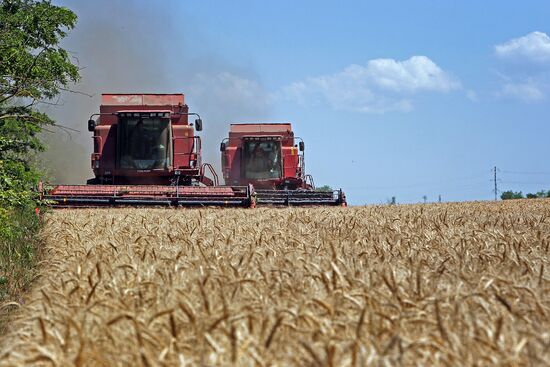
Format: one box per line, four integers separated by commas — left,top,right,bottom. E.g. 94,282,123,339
41,0,270,184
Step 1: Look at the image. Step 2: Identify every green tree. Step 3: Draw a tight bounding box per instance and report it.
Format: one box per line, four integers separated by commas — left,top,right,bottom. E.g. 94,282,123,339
535,190,548,198
317,185,333,192
500,191,523,200
524,190,549,199
0,0,79,214
0,0,79,301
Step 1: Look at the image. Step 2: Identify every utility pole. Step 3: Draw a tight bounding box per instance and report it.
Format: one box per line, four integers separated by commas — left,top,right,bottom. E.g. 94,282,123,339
492,166,498,201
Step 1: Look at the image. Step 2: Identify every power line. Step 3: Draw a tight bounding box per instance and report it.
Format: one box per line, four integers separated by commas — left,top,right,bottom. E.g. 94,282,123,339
501,181,550,185
501,170,550,175
345,170,490,191
345,167,549,199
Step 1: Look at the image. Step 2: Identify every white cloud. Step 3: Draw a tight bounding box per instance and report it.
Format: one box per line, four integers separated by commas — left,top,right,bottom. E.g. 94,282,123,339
495,31,550,62
493,32,550,101
281,56,460,113
498,81,544,102
362,56,459,92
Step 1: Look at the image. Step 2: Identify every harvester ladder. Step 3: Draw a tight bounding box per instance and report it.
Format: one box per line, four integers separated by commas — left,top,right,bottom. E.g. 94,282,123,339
201,163,219,186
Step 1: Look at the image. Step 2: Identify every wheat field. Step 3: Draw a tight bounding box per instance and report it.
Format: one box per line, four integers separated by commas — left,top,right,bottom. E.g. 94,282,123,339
0,201,549,366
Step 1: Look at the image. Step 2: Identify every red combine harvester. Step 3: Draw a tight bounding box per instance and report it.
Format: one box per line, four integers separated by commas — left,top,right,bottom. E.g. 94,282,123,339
220,123,346,206
44,94,252,207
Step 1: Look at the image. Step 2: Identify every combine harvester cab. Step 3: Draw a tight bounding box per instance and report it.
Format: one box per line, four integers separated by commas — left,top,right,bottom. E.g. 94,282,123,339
220,123,346,206
45,94,252,207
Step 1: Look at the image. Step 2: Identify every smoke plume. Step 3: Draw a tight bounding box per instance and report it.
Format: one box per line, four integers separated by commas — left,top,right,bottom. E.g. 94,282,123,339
41,0,270,184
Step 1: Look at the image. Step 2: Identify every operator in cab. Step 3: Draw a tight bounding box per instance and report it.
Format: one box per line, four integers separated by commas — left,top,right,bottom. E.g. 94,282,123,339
129,120,149,159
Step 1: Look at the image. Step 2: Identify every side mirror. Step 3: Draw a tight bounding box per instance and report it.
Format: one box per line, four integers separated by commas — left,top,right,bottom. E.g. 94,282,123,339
299,141,305,152
194,118,203,131
88,119,96,132
220,142,226,152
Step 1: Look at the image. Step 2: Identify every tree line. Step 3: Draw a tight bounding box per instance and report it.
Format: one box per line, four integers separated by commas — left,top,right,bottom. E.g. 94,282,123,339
501,190,550,200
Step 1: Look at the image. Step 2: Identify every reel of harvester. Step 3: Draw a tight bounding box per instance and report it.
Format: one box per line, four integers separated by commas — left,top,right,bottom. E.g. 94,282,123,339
253,188,346,206
43,184,253,208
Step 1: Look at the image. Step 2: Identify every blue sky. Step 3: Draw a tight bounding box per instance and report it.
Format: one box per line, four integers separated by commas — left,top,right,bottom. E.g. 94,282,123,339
52,0,550,204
